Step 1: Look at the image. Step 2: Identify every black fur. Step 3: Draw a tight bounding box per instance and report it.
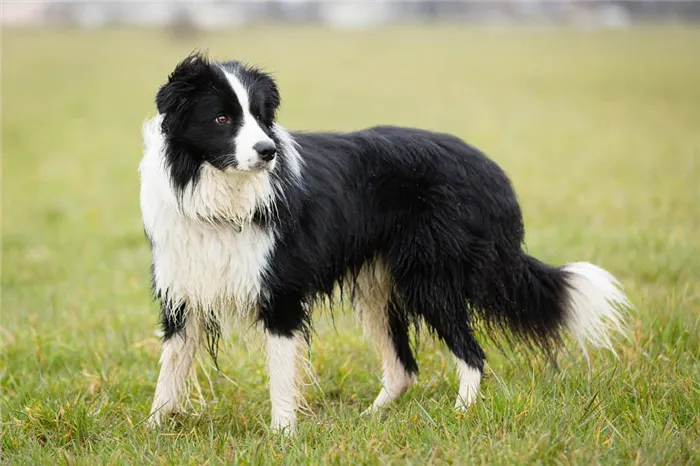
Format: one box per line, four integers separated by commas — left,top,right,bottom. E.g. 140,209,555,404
157,294,188,341
256,127,571,373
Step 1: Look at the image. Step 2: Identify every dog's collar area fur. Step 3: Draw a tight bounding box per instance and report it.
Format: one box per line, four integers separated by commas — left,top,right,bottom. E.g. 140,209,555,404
195,214,244,233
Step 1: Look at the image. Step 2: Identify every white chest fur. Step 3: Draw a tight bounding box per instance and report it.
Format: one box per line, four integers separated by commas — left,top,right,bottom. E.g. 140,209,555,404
139,117,276,323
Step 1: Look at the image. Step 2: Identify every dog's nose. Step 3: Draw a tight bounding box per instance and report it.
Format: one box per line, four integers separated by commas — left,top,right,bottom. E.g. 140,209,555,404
254,141,276,161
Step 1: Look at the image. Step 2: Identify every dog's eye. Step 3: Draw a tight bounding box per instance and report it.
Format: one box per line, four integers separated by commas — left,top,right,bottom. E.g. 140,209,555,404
215,115,232,125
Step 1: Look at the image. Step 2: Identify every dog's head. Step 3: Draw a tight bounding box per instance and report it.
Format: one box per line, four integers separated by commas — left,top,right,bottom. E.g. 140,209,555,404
156,52,281,187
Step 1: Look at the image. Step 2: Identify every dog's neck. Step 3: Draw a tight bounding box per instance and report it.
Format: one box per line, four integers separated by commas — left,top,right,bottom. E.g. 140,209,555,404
178,164,276,230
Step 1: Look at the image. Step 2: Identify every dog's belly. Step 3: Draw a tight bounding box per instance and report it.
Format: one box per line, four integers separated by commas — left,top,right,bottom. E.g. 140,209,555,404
150,214,275,315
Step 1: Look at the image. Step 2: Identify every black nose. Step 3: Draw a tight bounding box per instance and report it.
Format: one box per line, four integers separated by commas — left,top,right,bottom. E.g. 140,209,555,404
254,141,276,161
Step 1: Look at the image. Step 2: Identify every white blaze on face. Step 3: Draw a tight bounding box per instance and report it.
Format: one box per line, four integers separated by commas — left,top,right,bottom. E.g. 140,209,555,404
221,68,275,172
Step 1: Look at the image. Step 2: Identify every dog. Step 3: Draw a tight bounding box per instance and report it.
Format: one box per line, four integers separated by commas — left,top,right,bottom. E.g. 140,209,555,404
140,52,631,432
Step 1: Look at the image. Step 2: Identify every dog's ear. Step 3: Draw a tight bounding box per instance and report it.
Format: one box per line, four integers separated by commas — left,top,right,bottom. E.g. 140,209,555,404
156,51,210,131
259,71,281,123
246,67,281,126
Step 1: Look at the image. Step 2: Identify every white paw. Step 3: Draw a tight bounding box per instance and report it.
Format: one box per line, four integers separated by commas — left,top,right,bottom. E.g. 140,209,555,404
147,410,165,429
148,417,160,429
361,405,379,417
270,414,296,435
148,400,179,428
363,384,410,416
454,394,476,412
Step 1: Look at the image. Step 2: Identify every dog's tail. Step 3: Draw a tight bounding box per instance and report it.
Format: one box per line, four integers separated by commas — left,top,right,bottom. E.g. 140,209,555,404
486,254,631,357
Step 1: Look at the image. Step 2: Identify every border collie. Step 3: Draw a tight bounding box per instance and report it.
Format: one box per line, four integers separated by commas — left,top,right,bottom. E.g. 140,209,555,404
140,52,631,432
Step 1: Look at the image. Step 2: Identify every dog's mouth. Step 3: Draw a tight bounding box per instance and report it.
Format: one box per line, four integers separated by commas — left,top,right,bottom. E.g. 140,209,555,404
223,160,274,174
248,160,274,172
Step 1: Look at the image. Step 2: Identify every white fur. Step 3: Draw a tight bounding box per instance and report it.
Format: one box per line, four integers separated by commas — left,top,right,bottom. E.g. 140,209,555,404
454,360,481,410
149,317,202,425
267,333,300,433
272,122,303,180
220,68,275,172
142,116,276,424
562,261,630,358
140,116,276,330
355,262,415,414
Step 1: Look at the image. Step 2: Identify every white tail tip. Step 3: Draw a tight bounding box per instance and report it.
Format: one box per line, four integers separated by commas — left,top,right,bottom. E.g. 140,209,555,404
562,262,632,356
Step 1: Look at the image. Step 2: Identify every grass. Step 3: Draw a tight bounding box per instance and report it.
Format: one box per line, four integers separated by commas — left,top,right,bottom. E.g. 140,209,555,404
2,26,699,464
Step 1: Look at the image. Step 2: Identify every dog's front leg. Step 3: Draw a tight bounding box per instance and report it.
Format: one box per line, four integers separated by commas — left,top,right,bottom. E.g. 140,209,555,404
261,292,307,434
267,332,301,433
150,303,201,427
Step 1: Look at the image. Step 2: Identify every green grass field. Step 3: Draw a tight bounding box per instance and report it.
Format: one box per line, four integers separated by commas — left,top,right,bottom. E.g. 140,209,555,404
2,26,699,464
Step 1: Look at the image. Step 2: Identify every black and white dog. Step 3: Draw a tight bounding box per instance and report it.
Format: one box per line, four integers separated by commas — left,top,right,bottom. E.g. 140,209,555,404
140,52,630,431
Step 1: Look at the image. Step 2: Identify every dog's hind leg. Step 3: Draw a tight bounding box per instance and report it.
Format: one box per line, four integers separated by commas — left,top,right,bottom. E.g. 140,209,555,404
394,268,485,411
149,301,202,426
356,262,418,414
421,306,485,410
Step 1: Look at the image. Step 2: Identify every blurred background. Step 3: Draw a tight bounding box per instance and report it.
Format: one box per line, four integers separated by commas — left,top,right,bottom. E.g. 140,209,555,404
4,0,700,29
3,2,699,463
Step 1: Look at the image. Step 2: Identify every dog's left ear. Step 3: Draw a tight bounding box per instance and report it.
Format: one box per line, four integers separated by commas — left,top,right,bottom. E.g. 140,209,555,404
156,52,210,132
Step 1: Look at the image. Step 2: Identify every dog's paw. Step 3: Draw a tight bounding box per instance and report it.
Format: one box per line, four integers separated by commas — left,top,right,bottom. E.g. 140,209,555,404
147,411,164,429
454,395,476,412
361,405,380,417
270,415,296,436
147,407,182,429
